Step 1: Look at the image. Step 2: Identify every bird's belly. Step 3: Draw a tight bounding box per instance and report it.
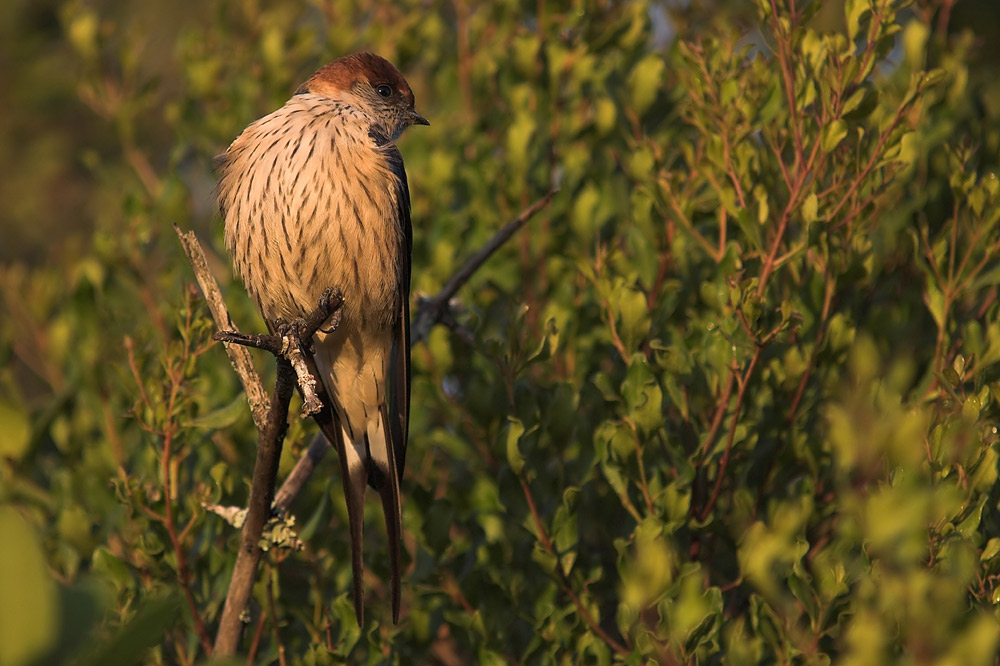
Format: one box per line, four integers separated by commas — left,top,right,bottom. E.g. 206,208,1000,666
238,172,401,335
259,208,401,334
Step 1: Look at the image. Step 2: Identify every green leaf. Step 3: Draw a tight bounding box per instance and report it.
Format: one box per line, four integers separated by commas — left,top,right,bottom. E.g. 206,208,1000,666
957,495,988,538
551,499,578,573
981,538,1000,562
572,183,603,237
617,287,651,351
802,193,819,225
0,508,59,666
66,8,99,61
903,19,929,70
924,281,946,328
845,0,870,41
622,356,663,433
754,185,770,224
735,208,763,251
821,119,848,153
601,460,629,501
661,483,691,527
186,394,247,429
91,546,133,592
953,354,966,378
920,67,947,88
505,417,526,475
297,491,328,542
841,86,869,115
329,594,362,654
506,112,536,172
0,399,31,464
423,499,454,556
594,96,617,135
788,572,819,624
628,55,665,115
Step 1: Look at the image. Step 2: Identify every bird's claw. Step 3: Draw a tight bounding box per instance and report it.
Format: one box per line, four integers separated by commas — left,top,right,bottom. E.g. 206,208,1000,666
318,288,344,334
320,308,342,334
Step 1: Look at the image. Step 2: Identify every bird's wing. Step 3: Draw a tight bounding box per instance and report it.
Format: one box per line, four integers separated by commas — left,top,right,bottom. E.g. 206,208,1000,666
386,144,412,473
373,143,411,623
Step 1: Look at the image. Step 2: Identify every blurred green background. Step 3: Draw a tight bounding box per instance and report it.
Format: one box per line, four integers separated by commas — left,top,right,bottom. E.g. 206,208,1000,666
2,0,1000,664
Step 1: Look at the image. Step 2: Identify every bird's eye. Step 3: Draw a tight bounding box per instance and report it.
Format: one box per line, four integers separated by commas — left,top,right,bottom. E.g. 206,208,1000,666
375,84,393,98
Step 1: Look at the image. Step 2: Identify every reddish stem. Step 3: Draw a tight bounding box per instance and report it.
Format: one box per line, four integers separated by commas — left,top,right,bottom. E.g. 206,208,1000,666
519,476,630,655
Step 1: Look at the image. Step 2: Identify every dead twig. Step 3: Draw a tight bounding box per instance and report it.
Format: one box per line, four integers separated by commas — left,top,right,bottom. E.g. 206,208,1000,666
411,189,558,343
174,225,269,430
212,289,343,418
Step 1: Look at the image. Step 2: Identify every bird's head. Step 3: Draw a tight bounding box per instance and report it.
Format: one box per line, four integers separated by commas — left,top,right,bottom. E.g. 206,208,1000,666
298,52,429,143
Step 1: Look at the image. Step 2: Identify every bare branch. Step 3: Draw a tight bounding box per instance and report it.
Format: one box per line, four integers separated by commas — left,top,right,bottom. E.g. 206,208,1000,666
411,189,558,343
212,290,342,657
212,290,343,419
284,334,323,417
273,432,330,513
196,189,557,653
174,225,269,430
213,355,296,657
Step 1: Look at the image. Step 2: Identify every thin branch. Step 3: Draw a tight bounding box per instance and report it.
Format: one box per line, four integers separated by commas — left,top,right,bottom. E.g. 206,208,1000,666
605,300,632,364
828,105,907,225
213,355,295,657
697,366,737,463
519,476,630,656
451,0,474,117
770,0,804,165
175,225,270,430
273,433,330,513
627,419,656,515
412,189,558,343
126,315,212,658
266,564,288,666
245,613,267,665
786,270,835,424
699,345,763,521
658,174,722,262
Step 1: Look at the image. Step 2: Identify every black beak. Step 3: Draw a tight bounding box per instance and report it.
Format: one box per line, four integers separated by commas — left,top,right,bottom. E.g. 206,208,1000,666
409,110,430,127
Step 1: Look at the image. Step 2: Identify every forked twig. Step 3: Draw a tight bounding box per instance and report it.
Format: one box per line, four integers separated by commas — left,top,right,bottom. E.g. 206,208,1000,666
212,289,343,418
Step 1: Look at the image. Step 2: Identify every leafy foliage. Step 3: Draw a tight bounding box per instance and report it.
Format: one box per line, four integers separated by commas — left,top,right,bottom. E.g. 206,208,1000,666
2,0,1000,664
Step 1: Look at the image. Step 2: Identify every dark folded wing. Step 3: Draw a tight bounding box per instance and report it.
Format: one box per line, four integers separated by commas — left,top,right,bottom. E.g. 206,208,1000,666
374,144,412,623
384,144,412,474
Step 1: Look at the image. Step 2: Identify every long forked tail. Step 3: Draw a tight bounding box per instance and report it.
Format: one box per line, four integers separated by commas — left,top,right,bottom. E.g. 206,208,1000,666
314,393,404,626
368,406,403,623
309,334,405,626
312,403,368,626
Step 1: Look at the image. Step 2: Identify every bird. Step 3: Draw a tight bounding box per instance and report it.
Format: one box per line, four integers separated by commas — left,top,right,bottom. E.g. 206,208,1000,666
215,52,428,625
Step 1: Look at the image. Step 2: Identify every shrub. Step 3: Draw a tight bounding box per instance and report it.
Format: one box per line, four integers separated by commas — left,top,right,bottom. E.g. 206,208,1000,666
1,0,999,664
